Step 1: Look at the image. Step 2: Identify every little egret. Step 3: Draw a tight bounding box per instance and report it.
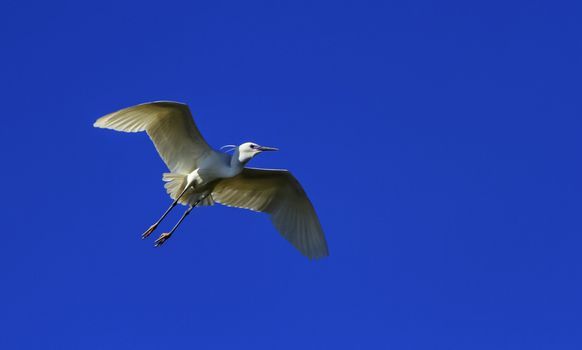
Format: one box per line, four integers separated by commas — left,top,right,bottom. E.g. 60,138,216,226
94,101,328,258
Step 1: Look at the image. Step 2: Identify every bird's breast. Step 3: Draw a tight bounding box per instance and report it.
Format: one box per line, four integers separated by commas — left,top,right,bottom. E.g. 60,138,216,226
200,164,239,180
195,155,241,185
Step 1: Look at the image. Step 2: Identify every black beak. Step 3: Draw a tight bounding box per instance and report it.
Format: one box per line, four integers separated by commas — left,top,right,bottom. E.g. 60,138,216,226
258,146,279,152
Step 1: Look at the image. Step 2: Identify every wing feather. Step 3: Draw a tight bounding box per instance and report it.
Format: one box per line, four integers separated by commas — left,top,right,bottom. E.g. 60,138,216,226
212,168,329,259
94,101,211,174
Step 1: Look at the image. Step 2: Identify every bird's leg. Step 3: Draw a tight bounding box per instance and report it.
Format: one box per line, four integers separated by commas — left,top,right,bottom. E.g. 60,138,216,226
153,205,193,247
142,184,192,239
153,193,209,247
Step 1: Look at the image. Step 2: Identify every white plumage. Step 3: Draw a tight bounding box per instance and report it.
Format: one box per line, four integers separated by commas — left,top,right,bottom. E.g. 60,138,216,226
94,101,328,259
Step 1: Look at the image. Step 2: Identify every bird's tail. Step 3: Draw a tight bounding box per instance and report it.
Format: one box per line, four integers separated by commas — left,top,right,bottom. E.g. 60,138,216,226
162,173,186,201
162,173,214,207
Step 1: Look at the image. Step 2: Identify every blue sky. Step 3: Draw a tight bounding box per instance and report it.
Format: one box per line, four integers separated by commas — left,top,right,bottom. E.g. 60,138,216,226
1,0,581,348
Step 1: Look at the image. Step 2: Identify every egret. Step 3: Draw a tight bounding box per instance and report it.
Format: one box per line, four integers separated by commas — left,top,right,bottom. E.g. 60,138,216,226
94,101,328,258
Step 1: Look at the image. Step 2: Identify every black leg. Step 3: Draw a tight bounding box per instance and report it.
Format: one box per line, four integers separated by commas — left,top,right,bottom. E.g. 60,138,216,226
142,185,191,239
153,194,207,247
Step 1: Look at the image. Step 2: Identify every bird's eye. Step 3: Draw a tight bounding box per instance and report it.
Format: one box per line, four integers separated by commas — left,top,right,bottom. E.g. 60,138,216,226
250,144,257,149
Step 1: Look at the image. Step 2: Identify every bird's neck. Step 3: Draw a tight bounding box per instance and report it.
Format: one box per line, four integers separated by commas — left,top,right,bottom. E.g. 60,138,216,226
230,149,248,173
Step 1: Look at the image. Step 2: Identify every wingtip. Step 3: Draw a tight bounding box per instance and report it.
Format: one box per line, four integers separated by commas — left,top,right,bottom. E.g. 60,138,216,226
306,249,330,260
93,113,113,128
143,100,189,108
93,118,105,128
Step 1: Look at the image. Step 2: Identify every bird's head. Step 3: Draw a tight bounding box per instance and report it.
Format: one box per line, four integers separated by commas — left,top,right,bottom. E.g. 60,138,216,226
236,142,278,163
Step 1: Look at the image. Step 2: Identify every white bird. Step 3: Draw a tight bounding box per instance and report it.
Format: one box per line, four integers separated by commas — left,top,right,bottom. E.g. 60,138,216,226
94,101,328,259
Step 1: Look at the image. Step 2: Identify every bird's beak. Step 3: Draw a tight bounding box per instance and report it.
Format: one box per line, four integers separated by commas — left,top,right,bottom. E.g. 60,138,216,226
258,146,279,152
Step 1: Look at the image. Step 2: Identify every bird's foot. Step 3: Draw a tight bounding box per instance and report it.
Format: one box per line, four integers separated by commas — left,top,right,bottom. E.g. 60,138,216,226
154,232,172,247
142,223,159,239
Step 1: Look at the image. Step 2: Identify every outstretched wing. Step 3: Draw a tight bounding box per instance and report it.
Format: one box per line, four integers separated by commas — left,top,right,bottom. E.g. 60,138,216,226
94,101,212,174
212,168,328,259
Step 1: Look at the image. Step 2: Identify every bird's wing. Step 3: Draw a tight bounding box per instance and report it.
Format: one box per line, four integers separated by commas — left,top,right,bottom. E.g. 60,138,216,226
212,168,328,259
94,101,212,174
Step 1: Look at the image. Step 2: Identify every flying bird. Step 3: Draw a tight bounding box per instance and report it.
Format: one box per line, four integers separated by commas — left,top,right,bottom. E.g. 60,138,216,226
94,101,328,259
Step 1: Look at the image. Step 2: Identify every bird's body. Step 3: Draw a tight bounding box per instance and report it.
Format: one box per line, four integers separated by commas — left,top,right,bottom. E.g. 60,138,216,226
195,148,247,187
181,152,238,200
167,148,247,206
94,101,328,259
